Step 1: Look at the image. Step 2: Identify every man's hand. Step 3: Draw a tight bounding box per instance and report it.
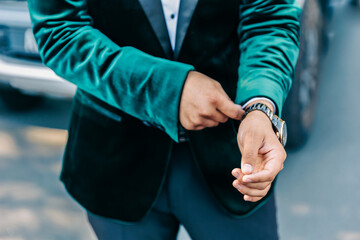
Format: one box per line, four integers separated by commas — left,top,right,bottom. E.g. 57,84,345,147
231,104,286,202
180,71,244,130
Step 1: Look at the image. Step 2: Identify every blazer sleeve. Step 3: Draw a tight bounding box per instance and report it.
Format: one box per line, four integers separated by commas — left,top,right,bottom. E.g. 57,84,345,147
27,0,195,142
235,0,302,116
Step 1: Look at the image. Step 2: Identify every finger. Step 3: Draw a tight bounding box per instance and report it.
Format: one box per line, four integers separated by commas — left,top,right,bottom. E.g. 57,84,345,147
243,169,273,183
188,123,208,131
232,182,271,198
234,179,271,190
208,110,229,123
240,139,263,175
182,119,206,131
233,168,271,190
242,154,284,183
244,195,263,202
193,118,219,129
192,125,205,130
243,168,277,183
231,168,243,179
181,118,196,130
216,95,244,120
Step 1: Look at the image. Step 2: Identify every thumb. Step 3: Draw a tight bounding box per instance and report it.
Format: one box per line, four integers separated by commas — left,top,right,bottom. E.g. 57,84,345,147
240,138,263,175
216,96,244,120
241,151,255,175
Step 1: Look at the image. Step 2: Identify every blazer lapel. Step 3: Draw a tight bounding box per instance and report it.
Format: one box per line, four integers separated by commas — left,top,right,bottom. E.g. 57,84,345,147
138,0,173,59
174,0,199,59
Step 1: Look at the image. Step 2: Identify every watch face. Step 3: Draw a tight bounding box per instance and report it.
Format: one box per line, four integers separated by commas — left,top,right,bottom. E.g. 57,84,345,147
272,117,287,147
282,121,288,147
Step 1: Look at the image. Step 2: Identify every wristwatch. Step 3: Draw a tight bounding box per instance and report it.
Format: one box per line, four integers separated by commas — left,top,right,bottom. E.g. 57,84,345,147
242,103,287,147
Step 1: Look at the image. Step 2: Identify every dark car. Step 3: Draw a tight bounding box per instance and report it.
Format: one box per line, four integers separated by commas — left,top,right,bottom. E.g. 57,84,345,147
0,0,331,148
282,0,333,148
352,0,360,7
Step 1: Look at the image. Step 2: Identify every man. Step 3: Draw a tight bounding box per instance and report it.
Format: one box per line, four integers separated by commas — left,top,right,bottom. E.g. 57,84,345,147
27,0,301,239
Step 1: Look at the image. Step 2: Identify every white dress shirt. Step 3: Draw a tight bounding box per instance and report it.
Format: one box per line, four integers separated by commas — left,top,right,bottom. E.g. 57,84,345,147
161,0,181,50
160,0,276,112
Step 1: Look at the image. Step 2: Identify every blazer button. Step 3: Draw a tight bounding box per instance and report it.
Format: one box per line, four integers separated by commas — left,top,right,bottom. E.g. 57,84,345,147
142,121,152,127
155,124,165,131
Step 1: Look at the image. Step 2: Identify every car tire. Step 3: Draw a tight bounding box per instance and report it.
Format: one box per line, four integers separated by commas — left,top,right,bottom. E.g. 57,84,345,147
283,0,324,149
0,87,44,111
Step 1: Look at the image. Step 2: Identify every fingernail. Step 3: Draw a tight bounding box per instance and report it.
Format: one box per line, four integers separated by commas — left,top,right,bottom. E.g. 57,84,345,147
243,176,252,183
244,195,252,201
233,171,240,178
236,184,242,191
242,164,253,174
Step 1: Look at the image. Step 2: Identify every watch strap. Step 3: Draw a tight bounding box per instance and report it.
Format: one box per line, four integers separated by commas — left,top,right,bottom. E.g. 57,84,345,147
242,102,274,121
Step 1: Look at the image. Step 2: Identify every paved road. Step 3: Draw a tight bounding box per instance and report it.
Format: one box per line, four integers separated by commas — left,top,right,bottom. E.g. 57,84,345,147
0,4,359,240
0,98,96,240
276,4,360,240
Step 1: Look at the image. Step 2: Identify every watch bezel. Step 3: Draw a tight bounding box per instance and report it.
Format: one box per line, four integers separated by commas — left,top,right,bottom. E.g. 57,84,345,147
271,116,287,147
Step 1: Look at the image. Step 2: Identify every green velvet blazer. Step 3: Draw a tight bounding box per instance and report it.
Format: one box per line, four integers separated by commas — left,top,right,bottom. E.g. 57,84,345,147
27,0,301,222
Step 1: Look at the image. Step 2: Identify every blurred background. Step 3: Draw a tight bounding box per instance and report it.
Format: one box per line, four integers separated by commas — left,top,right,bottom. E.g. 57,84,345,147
0,0,359,239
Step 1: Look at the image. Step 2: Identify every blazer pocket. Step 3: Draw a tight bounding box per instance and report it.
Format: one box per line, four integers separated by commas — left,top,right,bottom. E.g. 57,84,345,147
73,91,123,126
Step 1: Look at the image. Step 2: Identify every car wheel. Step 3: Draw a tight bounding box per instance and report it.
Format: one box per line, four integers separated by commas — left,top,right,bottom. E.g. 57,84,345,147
283,0,324,149
0,87,44,111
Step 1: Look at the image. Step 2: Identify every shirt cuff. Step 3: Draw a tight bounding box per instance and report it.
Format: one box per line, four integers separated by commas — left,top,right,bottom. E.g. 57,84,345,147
242,97,276,113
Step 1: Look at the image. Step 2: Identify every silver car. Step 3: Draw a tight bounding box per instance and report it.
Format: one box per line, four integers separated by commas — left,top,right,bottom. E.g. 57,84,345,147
0,0,76,110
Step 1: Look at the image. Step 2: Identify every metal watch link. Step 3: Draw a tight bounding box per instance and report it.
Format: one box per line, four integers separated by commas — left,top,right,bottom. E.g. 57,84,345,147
242,103,287,147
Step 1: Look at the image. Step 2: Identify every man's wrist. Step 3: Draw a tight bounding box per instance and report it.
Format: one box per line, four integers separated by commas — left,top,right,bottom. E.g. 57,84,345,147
244,110,273,129
241,101,274,130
